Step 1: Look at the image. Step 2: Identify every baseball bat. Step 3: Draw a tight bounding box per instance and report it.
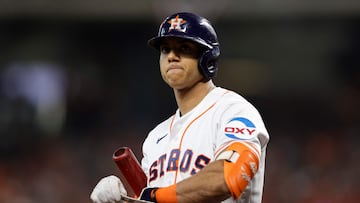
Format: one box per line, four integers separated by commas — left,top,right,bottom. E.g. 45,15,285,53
113,147,147,198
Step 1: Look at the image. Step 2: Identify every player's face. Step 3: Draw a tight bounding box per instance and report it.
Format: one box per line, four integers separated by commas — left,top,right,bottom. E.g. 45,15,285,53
159,38,203,90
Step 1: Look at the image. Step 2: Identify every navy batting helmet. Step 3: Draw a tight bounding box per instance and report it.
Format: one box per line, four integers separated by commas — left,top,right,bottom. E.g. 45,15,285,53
148,12,220,80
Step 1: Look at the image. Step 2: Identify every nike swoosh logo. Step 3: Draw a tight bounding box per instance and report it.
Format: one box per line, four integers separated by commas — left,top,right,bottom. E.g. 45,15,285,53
156,134,168,144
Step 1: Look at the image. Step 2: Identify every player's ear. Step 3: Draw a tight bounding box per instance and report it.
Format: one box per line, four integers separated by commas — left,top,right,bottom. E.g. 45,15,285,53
198,46,220,80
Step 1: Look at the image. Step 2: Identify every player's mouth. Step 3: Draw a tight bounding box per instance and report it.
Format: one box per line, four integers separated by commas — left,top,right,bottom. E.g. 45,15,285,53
167,64,183,73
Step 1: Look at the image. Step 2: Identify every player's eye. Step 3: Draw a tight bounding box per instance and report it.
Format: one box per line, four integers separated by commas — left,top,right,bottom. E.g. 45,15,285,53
160,46,171,54
179,43,199,57
180,44,191,53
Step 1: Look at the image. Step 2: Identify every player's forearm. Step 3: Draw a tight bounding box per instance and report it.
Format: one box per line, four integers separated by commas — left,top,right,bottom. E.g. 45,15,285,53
140,160,230,203
175,160,230,203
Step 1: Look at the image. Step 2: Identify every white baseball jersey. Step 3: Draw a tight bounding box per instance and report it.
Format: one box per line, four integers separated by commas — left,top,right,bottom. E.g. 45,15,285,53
141,87,269,203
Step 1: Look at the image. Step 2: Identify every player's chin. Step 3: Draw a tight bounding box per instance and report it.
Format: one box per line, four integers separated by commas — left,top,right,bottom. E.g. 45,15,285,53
165,79,187,90
167,82,184,90
164,75,185,86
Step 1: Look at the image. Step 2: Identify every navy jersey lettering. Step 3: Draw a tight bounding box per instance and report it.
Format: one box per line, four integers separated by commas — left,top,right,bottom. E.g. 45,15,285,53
191,155,211,175
149,149,211,183
179,149,193,172
167,149,180,171
158,154,166,177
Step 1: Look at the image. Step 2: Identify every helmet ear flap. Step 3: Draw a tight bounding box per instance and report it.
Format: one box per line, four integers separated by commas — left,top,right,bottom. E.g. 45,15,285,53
199,46,220,80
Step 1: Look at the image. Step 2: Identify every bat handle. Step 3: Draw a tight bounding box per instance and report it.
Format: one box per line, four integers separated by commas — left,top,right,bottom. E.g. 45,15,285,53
113,147,147,198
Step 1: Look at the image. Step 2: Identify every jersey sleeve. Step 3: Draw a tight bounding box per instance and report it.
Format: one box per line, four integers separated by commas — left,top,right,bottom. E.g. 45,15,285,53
213,98,269,158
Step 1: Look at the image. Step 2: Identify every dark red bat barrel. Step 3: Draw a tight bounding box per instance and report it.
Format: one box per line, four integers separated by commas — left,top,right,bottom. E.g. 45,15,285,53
113,147,147,198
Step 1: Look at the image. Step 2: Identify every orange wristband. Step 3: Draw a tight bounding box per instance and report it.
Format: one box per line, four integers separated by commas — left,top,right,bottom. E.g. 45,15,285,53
155,184,177,203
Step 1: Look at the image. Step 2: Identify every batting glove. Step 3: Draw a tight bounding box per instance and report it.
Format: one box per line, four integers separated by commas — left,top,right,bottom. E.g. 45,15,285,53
90,175,127,203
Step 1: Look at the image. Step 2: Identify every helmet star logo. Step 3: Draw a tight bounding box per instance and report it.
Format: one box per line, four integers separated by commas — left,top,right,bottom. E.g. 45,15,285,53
168,15,187,32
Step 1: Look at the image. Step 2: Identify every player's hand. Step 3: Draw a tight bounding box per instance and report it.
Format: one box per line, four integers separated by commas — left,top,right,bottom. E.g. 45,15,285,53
90,175,127,203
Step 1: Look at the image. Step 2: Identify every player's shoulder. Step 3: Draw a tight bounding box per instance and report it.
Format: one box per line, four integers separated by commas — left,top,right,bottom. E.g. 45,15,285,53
216,87,270,146
214,87,264,121
215,87,253,107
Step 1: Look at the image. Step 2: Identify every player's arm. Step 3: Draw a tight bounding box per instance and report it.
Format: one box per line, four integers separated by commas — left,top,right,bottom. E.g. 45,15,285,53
140,141,260,203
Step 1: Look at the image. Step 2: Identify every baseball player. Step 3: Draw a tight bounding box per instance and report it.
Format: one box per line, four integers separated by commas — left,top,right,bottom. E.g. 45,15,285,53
90,12,269,203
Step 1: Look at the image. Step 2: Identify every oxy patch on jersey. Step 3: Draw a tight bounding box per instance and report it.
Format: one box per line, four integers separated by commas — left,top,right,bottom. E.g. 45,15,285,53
224,117,256,140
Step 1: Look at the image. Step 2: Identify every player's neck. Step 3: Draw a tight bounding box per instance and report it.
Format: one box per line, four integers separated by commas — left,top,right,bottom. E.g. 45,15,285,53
174,80,215,116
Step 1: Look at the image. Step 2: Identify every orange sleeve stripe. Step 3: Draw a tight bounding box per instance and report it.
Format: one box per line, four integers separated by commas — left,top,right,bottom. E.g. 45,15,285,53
216,141,260,160
214,141,233,157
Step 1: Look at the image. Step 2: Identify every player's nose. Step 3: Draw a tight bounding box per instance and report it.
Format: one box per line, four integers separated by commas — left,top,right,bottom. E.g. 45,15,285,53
167,49,180,62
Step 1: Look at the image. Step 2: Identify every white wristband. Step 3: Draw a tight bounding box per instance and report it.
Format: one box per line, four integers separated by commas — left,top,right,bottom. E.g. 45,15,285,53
216,150,240,163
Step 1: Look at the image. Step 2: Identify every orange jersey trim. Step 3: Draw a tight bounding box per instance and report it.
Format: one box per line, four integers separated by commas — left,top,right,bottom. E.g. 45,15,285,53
173,90,230,184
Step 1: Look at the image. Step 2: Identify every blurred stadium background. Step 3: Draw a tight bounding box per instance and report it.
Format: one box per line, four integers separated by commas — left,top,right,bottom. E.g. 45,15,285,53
0,0,359,202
